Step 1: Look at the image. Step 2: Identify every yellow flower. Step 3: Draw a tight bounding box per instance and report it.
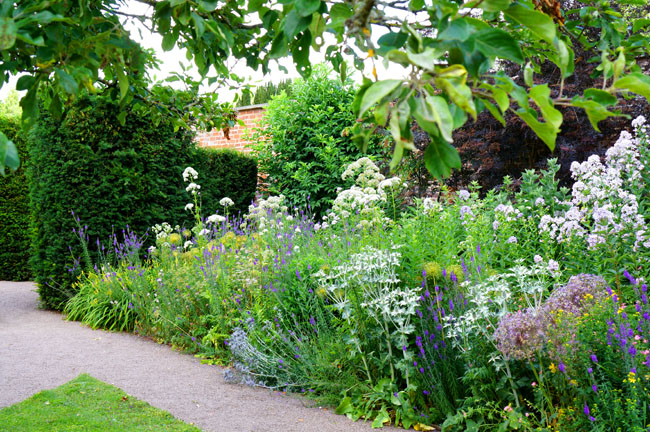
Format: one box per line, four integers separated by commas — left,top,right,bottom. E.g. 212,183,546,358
549,363,557,373
627,371,637,384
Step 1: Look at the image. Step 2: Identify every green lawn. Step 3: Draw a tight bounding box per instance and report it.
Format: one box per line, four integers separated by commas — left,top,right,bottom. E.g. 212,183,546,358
0,374,202,431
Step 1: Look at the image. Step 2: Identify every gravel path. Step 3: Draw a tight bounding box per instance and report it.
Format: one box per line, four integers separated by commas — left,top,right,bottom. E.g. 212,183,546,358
0,281,398,431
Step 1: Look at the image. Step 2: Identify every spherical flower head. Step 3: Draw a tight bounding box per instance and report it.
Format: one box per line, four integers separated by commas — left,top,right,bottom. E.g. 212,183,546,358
168,233,182,245
458,189,470,201
446,264,465,283
183,166,198,182
535,197,545,206
423,262,443,282
148,245,157,254
494,308,547,360
534,255,543,264
183,240,194,250
220,197,235,207
507,236,518,244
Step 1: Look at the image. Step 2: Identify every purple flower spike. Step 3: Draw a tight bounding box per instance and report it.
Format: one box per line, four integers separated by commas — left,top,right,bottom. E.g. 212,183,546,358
591,354,598,363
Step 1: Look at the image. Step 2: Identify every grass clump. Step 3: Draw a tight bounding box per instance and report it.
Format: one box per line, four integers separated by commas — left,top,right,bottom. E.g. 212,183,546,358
0,374,201,432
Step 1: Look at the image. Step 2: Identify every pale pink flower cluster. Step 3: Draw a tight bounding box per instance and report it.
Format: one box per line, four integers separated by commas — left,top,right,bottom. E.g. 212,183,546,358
539,118,650,251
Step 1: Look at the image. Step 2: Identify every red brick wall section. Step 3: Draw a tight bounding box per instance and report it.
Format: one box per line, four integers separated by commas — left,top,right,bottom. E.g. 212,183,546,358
196,104,266,153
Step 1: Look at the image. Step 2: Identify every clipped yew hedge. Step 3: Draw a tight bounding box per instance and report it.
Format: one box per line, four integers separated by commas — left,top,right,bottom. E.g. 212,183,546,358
0,115,31,281
29,96,256,309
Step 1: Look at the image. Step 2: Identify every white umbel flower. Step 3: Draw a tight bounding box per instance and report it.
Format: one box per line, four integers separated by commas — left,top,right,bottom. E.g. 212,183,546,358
183,167,198,182
219,197,234,207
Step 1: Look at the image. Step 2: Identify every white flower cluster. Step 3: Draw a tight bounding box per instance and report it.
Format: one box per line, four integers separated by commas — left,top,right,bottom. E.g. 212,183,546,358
207,214,226,224
313,246,417,333
151,222,174,240
341,157,384,187
219,197,235,207
421,198,443,216
185,182,201,195
332,158,404,228
539,120,649,251
246,194,290,231
182,166,198,182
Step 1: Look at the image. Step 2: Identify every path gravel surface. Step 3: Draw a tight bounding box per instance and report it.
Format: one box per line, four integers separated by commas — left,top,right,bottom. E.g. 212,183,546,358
0,281,399,431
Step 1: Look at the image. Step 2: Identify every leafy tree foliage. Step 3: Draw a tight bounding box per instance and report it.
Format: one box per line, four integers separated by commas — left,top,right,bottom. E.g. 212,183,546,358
252,68,386,216
237,79,293,106
1,0,649,178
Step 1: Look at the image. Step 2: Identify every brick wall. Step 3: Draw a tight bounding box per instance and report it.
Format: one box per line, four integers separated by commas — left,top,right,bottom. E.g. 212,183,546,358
196,104,267,152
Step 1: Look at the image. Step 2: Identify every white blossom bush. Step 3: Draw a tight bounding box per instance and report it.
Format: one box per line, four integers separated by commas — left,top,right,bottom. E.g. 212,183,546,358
538,118,650,262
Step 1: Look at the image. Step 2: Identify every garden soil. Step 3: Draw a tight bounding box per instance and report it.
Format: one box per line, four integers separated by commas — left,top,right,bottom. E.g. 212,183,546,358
0,282,401,432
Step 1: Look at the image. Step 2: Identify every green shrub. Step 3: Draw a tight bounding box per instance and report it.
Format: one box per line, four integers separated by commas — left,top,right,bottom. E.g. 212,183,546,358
28,95,256,309
251,67,386,216
0,114,31,281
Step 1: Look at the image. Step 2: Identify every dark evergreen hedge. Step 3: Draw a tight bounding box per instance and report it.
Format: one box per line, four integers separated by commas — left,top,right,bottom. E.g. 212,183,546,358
0,115,32,281
28,96,256,309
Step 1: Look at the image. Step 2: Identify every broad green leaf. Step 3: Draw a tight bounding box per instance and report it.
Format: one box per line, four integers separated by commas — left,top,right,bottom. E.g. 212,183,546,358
483,99,505,126
55,68,78,94
438,19,471,41
492,88,509,112
20,82,40,129
468,28,524,63
0,17,16,50
359,79,402,117
117,110,128,126
377,31,408,55
291,30,312,76
523,62,533,87
115,66,129,101
406,48,440,71
424,133,461,179
571,98,622,132
16,75,35,91
371,407,391,428
516,108,558,150
329,3,353,25
0,132,19,175
480,0,511,13
583,88,617,106
436,64,468,81
529,84,562,130
295,0,320,17
554,39,574,78
161,31,178,51
633,19,650,33
613,73,650,100
374,101,390,126
414,95,453,142
435,76,476,120
283,9,312,39
15,30,44,46
191,12,205,37
335,397,353,415
504,4,556,44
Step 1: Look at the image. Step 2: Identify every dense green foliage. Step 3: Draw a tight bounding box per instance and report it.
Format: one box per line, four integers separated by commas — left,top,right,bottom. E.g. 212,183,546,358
0,112,31,281
0,374,201,432
193,148,257,217
28,95,256,309
252,69,386,216
65,117,650,430
2,1,649,179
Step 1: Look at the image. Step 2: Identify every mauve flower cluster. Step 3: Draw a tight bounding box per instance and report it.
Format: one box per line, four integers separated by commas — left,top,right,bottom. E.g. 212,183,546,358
494,274,609,360
539,118,650,251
